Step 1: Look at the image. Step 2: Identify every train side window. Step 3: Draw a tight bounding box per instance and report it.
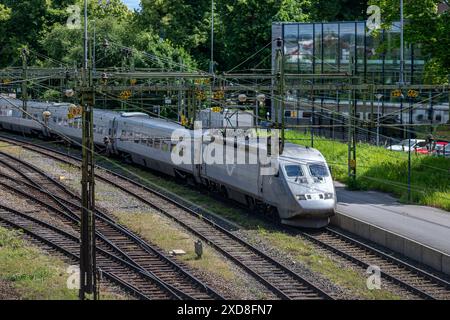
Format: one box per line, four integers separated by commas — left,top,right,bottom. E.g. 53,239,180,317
134,132,141,143
154,138,161,149
147,138,154,148
162,142,169,152
436,115,442,122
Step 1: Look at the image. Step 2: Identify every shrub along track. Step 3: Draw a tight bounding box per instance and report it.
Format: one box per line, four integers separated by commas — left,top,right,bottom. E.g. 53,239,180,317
0,149,223,300
0,135,332,300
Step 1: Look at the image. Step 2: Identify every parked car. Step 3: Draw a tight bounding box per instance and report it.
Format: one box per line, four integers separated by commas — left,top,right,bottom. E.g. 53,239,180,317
433,142,450,157
415,141,448,155
387,139,428,152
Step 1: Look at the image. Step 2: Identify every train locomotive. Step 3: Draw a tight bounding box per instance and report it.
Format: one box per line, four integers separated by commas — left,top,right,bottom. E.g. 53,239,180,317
0,97,336,228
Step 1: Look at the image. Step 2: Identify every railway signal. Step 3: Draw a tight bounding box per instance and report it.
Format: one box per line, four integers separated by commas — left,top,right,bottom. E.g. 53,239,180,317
391,89,402,98
407,89,419,98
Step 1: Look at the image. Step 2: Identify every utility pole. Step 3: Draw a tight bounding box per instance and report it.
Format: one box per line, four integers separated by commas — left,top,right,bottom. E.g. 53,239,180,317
275,41,285,154
210,0,214,75
310,86,314,148
79,0,97,301
399,0,405,86
21,48,28,118
348,58,357,187
407,93,414,202
375,94,383,146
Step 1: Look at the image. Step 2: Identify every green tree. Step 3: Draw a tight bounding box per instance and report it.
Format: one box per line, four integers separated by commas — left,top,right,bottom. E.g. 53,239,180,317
139,0,211,49
41,16,196,70
370,0,450,83
0,0,51,66
216,0,313,72
0,3,11,22
311,0,366,21
138,0,315,72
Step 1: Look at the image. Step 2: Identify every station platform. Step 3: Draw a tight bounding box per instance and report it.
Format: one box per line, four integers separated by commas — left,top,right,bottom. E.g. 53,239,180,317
333,182,450,274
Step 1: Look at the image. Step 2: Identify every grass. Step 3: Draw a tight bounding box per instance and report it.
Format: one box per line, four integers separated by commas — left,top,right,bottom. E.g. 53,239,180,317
255,228,401,300
0,227,127,300
113,211,273,299
286,130,450,211
49,158,270,299
7,141,410,299
101,159,401,299
0,227,78,300
115,212,235,280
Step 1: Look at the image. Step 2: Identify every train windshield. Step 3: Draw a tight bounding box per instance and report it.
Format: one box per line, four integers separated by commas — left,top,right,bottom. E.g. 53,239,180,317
284,165,304,178
309,164,329,178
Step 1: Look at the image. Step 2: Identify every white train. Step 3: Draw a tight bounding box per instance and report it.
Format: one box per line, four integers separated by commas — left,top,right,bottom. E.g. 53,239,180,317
283,98,449,124
0,98,336,228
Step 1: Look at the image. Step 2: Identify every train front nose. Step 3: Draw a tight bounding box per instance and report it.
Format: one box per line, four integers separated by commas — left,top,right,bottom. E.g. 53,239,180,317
289,184,337,221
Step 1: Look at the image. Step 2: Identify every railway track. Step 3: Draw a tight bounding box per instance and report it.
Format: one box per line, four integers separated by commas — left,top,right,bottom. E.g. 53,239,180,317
301,227,450,300
0,135,332,300
3,134,450,300
0,148,223,300
0,203,185,300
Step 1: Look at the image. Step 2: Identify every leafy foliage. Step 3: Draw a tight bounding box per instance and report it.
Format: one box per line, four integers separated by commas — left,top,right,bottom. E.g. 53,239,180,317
310,0,366,21
0,3,11,22
370,0,450,83
0,0,447,81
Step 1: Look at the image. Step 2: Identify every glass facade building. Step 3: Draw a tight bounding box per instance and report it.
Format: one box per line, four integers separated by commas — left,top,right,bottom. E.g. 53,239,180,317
272,21,426,84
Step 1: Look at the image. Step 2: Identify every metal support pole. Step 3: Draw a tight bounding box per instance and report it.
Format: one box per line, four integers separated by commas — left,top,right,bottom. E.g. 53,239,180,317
21,49,28,118
375,93,383,146
275,48,285,154
429,90,433,132
348,61,357,186
79,0,97,301
407,96,413,202
311,88,314,148
448,89,450,125
255,99,259,126
400,94,405,138
210,0,214,75
399,0,405,86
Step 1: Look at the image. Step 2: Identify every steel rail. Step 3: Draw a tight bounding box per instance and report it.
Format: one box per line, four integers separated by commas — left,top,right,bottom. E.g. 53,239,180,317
0,148,223,300
0,134,332,300
0,204,181,300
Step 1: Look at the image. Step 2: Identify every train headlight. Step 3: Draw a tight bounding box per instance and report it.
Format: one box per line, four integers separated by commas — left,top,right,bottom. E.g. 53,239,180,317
296,195,307,201
325,193,334,200
42,111,52,119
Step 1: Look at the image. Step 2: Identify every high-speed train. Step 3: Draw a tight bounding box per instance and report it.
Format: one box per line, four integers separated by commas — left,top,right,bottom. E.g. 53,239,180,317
0,97,336,228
